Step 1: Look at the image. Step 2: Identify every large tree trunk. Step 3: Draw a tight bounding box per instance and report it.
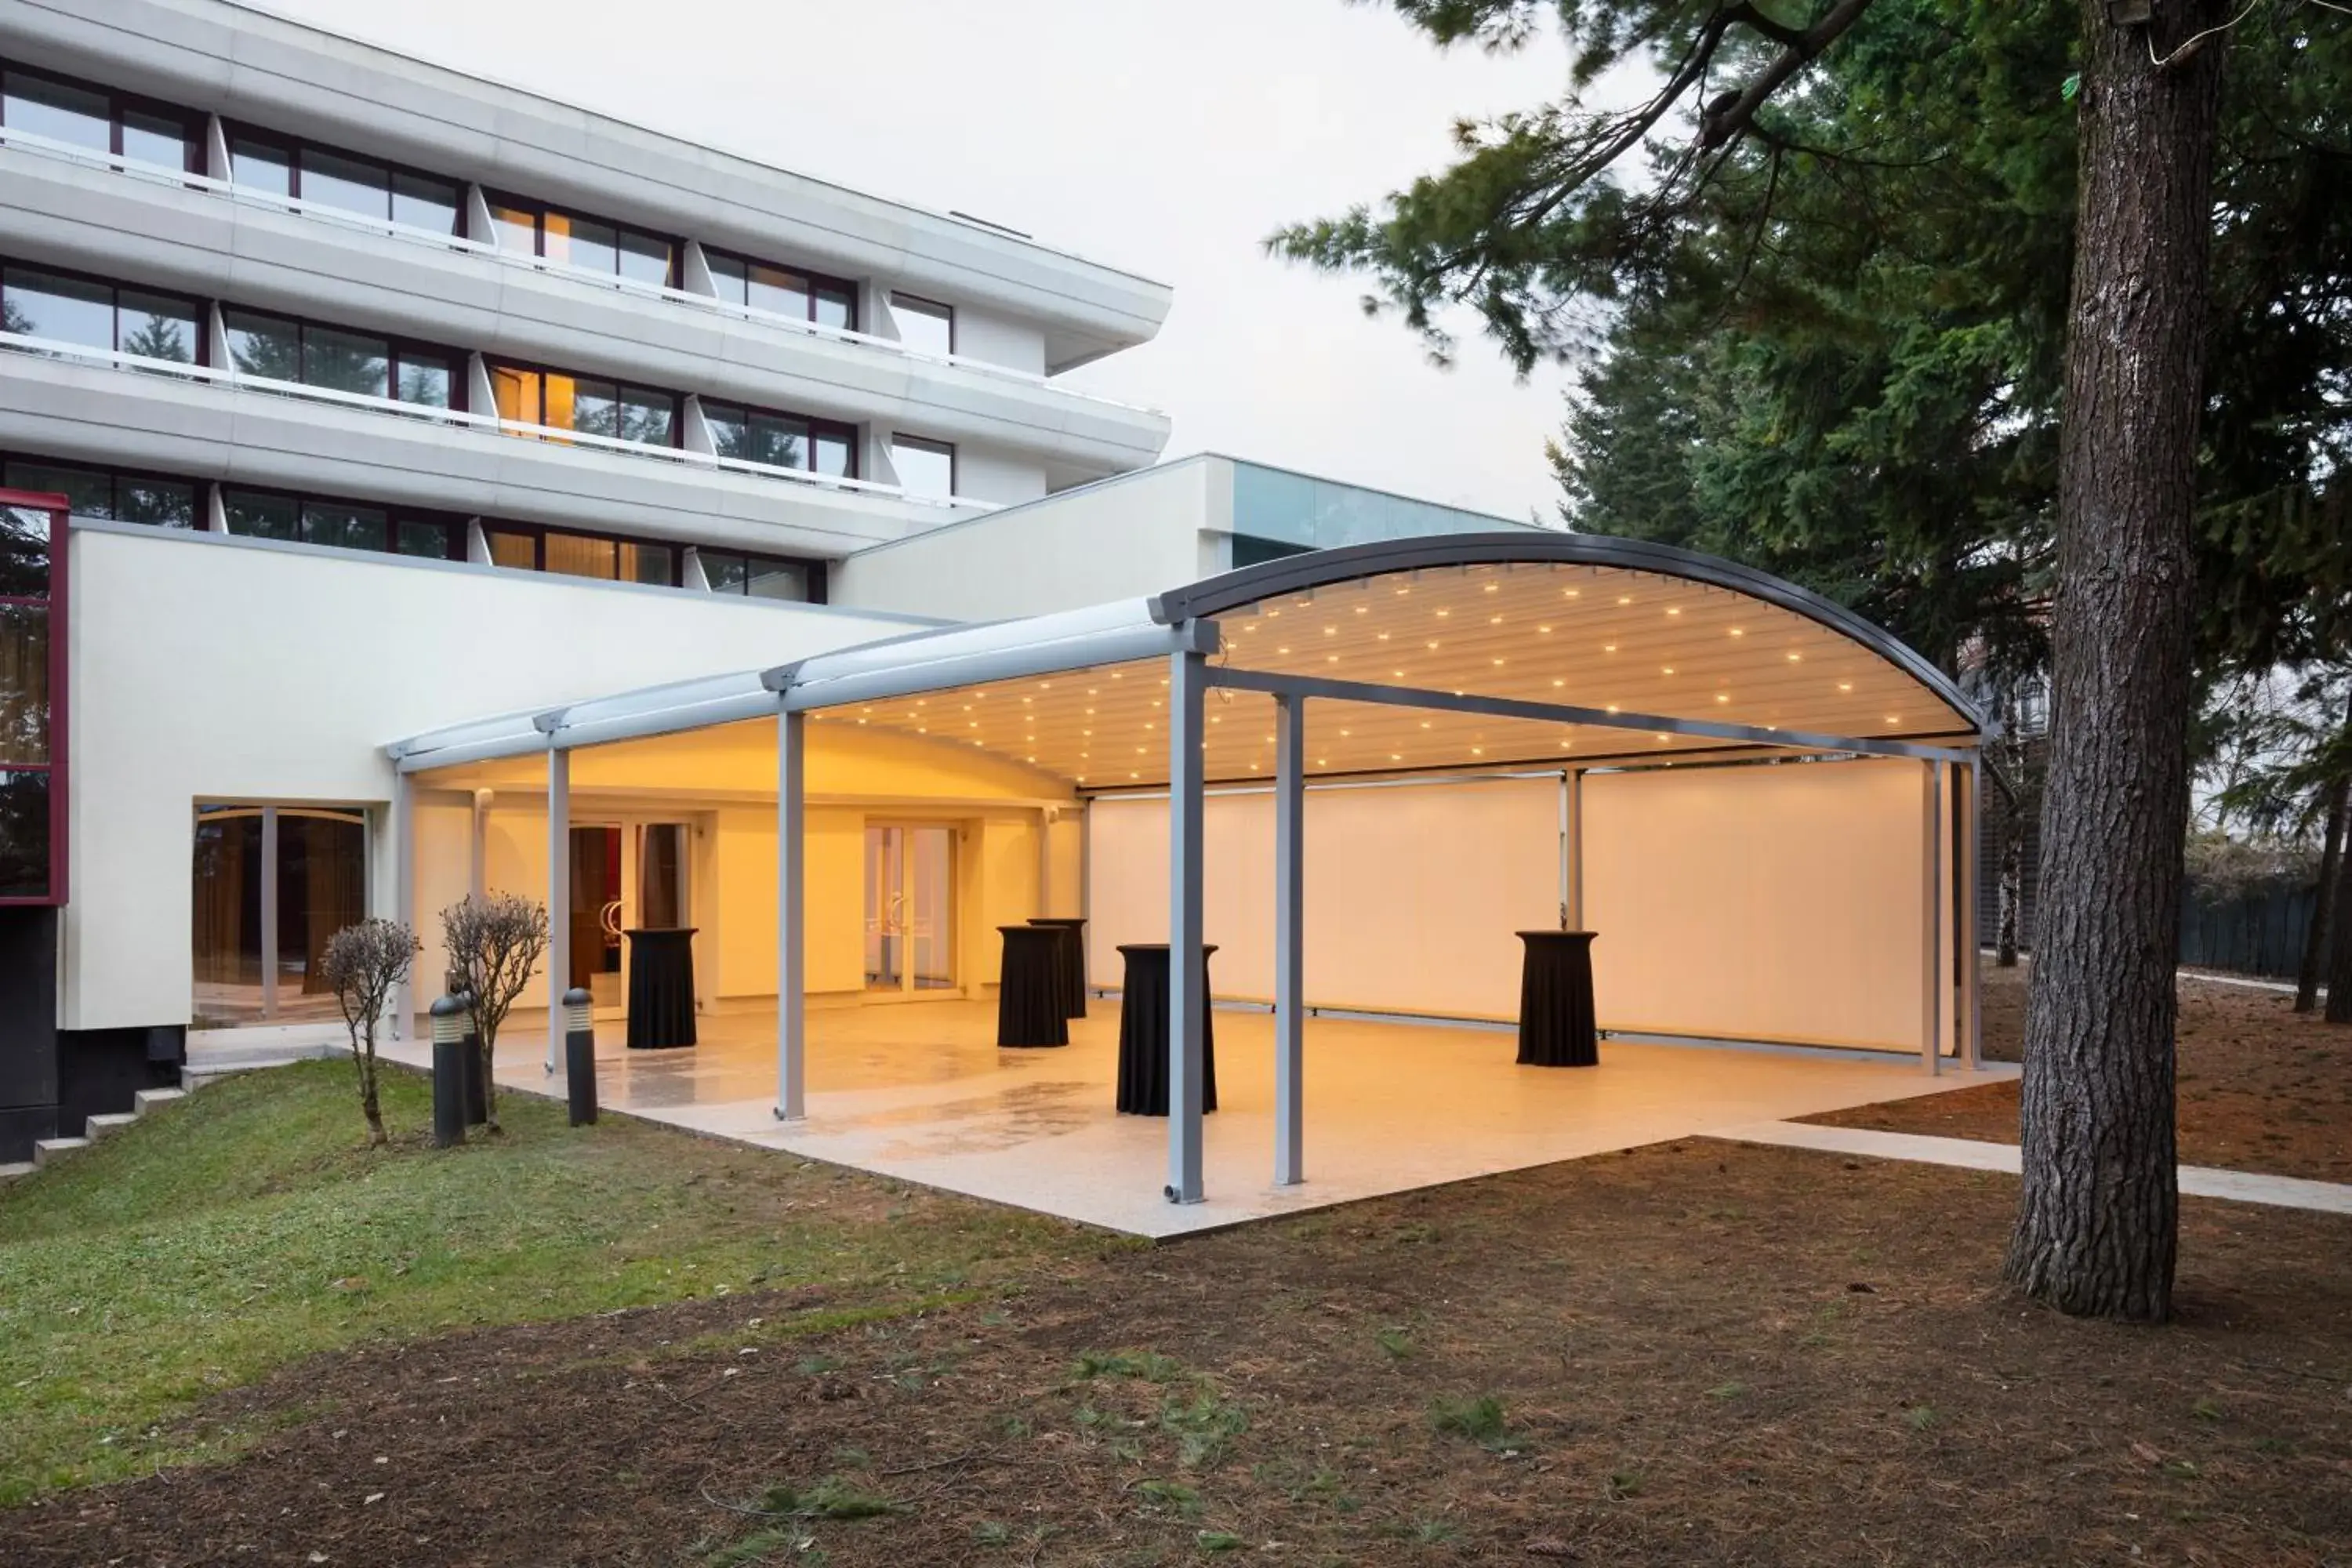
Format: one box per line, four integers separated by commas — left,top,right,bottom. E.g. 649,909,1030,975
2004,3,2228,1324
2325,795,2352,1025
2299,768,2347,1014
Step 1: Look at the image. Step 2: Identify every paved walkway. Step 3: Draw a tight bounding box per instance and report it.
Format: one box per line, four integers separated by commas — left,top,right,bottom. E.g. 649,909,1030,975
1709,1120,2352,1216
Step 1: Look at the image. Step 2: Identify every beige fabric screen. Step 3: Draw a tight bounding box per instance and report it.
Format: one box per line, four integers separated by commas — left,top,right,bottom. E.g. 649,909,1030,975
1581,757,1940,1051
1085,776,1563,1018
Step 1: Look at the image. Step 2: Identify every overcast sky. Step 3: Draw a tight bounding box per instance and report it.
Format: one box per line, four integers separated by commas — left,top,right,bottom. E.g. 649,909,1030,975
263,0,1577,521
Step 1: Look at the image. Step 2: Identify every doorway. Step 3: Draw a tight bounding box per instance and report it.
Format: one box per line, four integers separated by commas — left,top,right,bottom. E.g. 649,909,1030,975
863,824,956,996
568,819,694,1015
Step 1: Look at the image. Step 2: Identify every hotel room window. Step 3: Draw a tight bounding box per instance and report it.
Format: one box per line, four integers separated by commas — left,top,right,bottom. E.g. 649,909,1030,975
488,364,677,446
0,263,201,363
704,249,858,332
891,294,953,358
223,126,462,234
891,435,956,500
485,194,675,288
1,64,201,172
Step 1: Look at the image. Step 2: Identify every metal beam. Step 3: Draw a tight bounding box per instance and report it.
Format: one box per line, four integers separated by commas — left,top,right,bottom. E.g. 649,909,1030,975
1272,691,1305,1187
259,806,279,1021
776,709,807,1120
1963,757,1984,1071
775,618,1219,715
390,772,414,1040
1921,760,1942,1076
544,747,570,1074
1167,644,1207,1203
1202,665,1975,764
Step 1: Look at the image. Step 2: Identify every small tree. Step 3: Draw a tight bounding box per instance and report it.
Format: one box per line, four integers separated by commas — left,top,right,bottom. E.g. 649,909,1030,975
439,892,550,1133
320,918,420,1148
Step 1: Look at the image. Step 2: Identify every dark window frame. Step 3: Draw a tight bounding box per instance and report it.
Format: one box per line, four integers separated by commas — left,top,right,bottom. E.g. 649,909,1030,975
890,433,958,500
217,480,466,562
482,191,681,289
0,485,67,906
220,119,464,235
485,358,681,448
696,546,826,605
0,57,203,173
1,450,205,529
701,244,859,333
474,518,684,588
0,255,208,362
890,292,955,356
699,395,859,481
216,301,465,409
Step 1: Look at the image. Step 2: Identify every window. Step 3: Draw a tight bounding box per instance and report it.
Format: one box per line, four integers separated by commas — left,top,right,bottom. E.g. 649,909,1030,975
0,261,201,362
0,494,59,902
486,194,677,287
477,521,682,587
701,398,858,479
0,63,200,172
891,294,954,358
220,485,461,560
223,125,463,235
699,550,815,602
220,305,459,407
891,435,956,499
191,804,368,1027
489,362,677,446
2,456,198,528
705,247,858,332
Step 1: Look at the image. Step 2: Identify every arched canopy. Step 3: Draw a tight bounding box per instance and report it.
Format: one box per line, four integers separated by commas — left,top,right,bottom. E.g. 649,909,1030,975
389,532,1981,779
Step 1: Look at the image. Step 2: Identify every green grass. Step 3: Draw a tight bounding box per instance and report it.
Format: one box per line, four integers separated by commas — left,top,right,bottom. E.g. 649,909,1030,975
0,1060,1087,1504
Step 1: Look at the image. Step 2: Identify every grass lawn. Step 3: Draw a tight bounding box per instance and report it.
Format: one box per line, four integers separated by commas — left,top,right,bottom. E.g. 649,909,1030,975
0,1060,1102,1504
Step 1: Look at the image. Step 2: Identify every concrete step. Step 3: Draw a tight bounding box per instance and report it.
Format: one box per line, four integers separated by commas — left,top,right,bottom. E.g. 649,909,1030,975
31,1137,89,1167
0,1161,31,1181
85,1112,139,1141
133,1087,187,1115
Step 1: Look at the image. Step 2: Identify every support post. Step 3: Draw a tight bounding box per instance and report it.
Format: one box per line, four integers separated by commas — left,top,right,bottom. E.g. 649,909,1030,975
1562,768,1585,929
1167,645,1207,1203
1963,757,1984,1070
259,805,279,1021
469,788,492,901
1922,759,1943,1076
1038,806,1054,915
545,748,570,1074
1272,692,1305,1186
776,709,807,1120
390,771,415,1040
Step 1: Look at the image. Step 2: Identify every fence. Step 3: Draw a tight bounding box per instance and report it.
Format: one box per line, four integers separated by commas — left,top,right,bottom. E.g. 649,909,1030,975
2177,887,2318,982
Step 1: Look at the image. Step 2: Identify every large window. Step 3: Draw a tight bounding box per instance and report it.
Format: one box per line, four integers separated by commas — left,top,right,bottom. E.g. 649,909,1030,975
486,193,675,288
0,494,61,903
478,521,677,586
220,305,459,407
2,456,198,528
191,804,368,1028
0,61,200,172
699,550,816,603
891,294,954,358
701,397,856,479
704,247,856,332
224,125,462,235
221,486,462,561
891,434,956,500
0,260,201,362
488,361,677,447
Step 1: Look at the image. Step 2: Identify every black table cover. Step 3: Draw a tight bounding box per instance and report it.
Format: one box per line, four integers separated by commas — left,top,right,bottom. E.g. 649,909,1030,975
623,927,699,1051
1027,916,1089,1018
1515,930,1599,1067
996,925,1069,1047
1114,943,1219,1116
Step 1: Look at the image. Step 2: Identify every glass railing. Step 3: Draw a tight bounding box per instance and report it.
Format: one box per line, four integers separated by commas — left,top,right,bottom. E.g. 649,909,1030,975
0,331,994,514
0,124,1164,418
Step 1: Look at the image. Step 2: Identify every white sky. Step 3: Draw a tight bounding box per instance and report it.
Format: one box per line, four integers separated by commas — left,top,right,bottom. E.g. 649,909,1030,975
262,0,1577,521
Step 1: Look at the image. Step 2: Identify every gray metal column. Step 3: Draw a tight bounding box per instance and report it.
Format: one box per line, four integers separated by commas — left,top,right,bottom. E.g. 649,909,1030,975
1963,757,1984,1071
776,709,807,1120
390,771,415,1040
1037,807,1054,914
1561,768,1585,928
259,806,280,1021
1167,645,1207,1203
469,788,492,900
545,748,570,1074
1921,759,1942,1075
1272,692,1305,1186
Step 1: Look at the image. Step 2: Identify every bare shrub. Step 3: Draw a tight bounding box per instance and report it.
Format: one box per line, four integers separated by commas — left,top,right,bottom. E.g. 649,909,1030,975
439,892,550,1132
320,918,420,1147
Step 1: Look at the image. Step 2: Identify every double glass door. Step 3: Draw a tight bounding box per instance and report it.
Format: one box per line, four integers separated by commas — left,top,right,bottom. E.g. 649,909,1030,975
864,824,956,996
569,820,691,1013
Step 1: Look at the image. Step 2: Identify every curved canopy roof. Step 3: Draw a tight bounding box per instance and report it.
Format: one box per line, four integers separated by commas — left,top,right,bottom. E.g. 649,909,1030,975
391,532,1981,783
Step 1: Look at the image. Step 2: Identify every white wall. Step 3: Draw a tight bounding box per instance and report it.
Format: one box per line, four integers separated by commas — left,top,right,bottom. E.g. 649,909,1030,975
948,444,1050,507
830,456,1229,621
61,525,920,1033
949,305,1048,377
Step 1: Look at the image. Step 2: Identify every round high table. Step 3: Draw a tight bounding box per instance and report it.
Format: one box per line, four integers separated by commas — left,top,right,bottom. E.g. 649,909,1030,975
622,927,699,1051
1515,930,1600,1067
1027,916,1089,1018
1113,943,1219,1116
995,924,1069,1047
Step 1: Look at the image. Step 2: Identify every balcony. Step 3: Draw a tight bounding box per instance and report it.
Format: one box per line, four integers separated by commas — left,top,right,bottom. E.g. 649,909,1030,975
0,127,1171,481
0,334,974,557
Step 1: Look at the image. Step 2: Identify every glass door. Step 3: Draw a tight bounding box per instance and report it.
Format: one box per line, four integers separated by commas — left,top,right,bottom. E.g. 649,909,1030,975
637,822,688,929
568,824,623,1012
863,824,956,996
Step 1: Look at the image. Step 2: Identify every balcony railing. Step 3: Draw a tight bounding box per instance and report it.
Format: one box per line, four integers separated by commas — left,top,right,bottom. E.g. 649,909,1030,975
0,125,1163,417
0,331,997,514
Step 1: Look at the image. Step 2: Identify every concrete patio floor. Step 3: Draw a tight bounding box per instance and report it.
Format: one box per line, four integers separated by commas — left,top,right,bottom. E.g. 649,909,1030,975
375,996,2013,1237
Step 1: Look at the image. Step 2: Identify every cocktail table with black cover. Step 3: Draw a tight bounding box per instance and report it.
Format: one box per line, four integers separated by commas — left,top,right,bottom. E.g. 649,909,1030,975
623,927,699,1051
996,924,1069,1047
1114,942,1219,1116
1026,916,1088,1018
1515,930,1599,1067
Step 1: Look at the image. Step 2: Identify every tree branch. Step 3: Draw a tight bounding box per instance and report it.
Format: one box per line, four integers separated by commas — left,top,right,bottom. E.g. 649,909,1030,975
1700,0,1882,150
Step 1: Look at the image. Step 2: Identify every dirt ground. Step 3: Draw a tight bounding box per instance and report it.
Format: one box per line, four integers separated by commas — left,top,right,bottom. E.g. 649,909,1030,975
5,1138,2347,1567
1807,966,2352,1183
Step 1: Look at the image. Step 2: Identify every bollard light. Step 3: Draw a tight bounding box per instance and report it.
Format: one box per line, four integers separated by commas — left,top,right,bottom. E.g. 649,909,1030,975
563,988,593,1038
561,986,598,1127
428,994,467,1149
